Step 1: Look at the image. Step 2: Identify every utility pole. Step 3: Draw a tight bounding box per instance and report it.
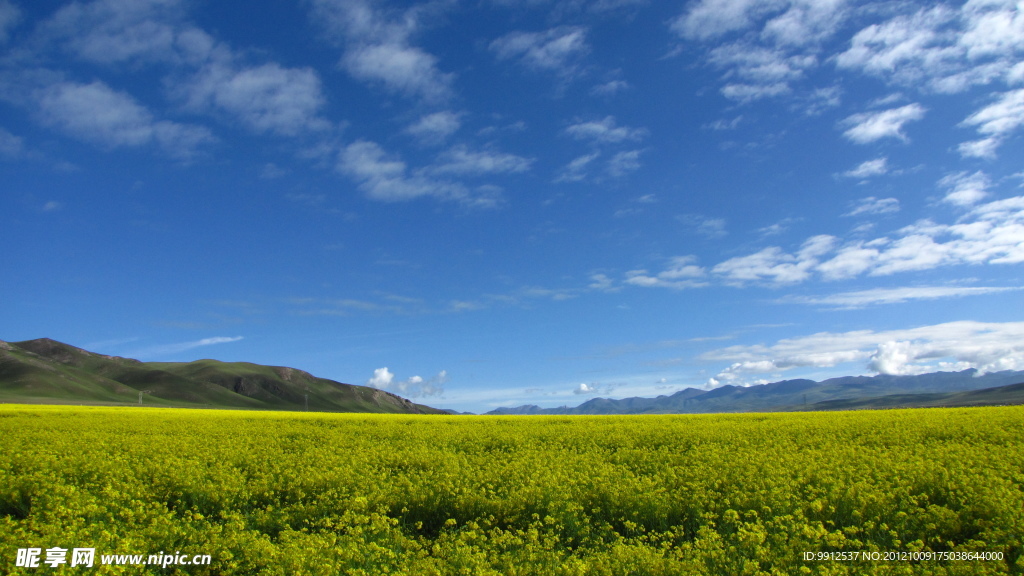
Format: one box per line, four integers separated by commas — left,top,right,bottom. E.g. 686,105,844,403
139,390,153,405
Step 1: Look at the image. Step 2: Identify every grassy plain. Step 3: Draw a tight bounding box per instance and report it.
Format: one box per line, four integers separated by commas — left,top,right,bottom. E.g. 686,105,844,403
1,405,1022,575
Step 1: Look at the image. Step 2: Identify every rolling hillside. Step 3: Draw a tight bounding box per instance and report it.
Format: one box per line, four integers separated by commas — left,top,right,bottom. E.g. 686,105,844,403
0,338,444,414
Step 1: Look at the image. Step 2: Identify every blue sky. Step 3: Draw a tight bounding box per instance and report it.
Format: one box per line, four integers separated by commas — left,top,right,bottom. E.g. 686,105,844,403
1,0,1023,413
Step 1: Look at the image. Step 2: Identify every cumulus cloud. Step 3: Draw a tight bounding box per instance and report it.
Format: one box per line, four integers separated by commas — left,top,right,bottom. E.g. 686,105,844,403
703,320,1024,384
490,26,589,77
631,185,1024,287
41,0,187,64
38,0,332,139
564,116,647,144
572,381,614,395
338,140,501,207
671,0,848,102
35,80,213,158
338,140,457,202
179,57,330,136
308,0,453,102
406,111,461,144
712,235,837,285
840,104,926,144
837,1,1024,93
574,382,597,394
367,367,446,398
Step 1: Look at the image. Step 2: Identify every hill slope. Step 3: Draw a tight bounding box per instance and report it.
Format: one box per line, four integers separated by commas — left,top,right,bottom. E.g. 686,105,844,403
0,338,444,414
487,369,1024,415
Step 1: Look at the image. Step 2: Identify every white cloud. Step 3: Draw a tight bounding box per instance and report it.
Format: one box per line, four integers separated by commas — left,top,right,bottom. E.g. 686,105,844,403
712,235,837,285
490,26,589,76
677,214,728,238
181,58,329,136
338,140,499,207
0,126,22,158
0,0,21,44
625,256,708,289
555,152,599,182
840,104,926,144
837,1,1024,93
428,145,533,176
844,196,899,217
309,0,453,102
41,0,186,64
339,140,451,201
574,383,597,395
344,43,452,101
781,285,1022,309
35,80,213,158
132,336,243,358
958,137,1001,159
959,88,1024,158
588,273,617,292
606,149,642,177
672,0,787,41
590,80,629,96
939,171,990,206
406,111,461,144
842,157,888,179
565,116,647,144
672,0,848,103
632,187,1024,287
367,367,446,398
367,367,394,389
703,320,1024,382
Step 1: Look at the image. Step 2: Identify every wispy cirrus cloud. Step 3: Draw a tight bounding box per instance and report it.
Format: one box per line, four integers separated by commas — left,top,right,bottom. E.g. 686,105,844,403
490,26,589,78
778,286,1022,309
958,88,1024,159
130,336,243,359
844,196,899,217
840,104,926,144
842,157,888,179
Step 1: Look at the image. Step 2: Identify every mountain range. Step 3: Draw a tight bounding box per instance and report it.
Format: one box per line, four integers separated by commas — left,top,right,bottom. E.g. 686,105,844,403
4,338,1023,415
486,370,1024,415
0,338,444,414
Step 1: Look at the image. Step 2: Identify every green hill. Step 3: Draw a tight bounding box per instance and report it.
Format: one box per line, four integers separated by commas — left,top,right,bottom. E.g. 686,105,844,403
0,338,444,414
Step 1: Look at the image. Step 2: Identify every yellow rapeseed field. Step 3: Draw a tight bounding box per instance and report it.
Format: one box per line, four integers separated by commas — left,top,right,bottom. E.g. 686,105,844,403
1,405,1021,575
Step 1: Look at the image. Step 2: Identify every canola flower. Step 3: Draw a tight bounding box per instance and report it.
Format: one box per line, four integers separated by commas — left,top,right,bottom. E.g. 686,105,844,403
0,405,1022,575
